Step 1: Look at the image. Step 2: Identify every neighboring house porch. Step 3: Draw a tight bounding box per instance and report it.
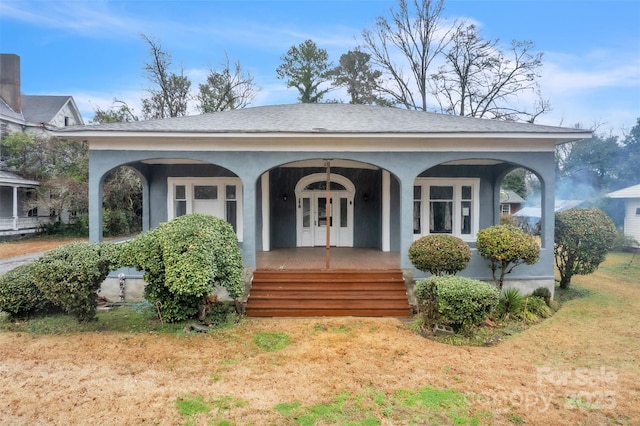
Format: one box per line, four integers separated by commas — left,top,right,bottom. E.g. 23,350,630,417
0,171,52,239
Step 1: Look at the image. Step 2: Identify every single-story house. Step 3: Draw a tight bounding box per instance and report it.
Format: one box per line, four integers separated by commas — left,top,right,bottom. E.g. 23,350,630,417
56,104,590,314
499,189,525,215
607,183,640,246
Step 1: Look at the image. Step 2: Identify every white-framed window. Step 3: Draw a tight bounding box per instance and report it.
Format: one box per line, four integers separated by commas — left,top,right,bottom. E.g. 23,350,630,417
501,204,511,215
413,178,480,241
167,177,243,241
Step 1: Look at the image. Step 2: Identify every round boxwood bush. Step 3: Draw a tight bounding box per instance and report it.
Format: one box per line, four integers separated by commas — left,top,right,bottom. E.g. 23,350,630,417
31,242,115,322
118,214,243,323
408,234,471,276
476,225,540,289
430,275,499,331
0,263,53,319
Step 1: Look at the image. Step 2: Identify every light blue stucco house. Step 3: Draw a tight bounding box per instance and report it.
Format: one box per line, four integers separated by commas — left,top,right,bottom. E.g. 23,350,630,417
57,104,590,306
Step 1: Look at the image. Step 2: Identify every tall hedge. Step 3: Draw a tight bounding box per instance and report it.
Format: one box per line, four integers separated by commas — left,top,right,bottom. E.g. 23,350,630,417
476,225,540,290
408,234,471,276
555,208,617,289
31,242,116,322
0,263,53,319
119,214,243,322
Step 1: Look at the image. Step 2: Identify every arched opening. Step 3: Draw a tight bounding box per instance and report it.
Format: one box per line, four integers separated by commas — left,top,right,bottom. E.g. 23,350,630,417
257,158,400,252
413,158,549,245
101,165,143,238
294,173,355,247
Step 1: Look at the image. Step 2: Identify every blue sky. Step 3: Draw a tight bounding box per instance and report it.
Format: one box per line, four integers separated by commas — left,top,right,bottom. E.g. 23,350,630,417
1,0,639,136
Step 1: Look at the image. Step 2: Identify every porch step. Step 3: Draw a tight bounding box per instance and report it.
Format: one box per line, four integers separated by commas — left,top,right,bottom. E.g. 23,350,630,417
245,269,411,317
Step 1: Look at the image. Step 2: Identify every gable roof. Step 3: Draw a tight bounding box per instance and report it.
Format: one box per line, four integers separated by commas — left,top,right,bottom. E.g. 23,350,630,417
500,189,526,204
55,103,590,142
21,95,81,125
607,184,640,199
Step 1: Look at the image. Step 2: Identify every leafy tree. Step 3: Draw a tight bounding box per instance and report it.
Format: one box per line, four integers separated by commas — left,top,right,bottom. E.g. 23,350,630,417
197,54,258,112
558,133,621,194
332,49,392,106
554,208,617,289
362,0,450,110
502,168,527,199
141,34,191,119
91,99,139,124
91,103,143,236
476,224,540,290
0,132,88,222
276,39,334,103
617,117,640,188
431,23,548,122
102,167,142,236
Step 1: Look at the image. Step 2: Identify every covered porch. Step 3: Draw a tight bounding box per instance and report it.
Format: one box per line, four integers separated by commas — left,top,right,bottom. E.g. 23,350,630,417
256,247,400,270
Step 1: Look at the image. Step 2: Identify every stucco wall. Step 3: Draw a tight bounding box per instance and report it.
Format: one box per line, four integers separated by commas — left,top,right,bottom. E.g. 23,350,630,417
88,149,556,280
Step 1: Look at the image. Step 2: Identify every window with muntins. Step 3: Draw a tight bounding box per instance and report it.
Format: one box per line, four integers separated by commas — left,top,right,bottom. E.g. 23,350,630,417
414,178,480,241
167,177,243,241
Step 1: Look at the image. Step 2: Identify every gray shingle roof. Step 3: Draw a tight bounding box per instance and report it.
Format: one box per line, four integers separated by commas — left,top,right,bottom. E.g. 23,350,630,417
0,170,39,186
0,97,24,121
56,103,590,135
21,95,72,124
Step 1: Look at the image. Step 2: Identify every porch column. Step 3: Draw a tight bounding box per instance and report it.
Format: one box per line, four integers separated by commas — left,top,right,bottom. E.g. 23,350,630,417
88,158,104,242
261,173,270,251
241,175,257,268
399,179,415,269
12,185,18,230
382,170,390,252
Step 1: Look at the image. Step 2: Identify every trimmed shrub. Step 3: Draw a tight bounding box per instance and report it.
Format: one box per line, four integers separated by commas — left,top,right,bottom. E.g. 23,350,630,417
476,225,540,289
0,263,53,318
408,235,471,276
431,276,499,331
555,208,618,289
531,287,552,306
31,242,115,322
119,214,243,323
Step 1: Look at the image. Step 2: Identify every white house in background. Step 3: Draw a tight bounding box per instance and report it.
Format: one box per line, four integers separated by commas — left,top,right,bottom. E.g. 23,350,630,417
0,171,47,238
0,53,84,238
607,184,640,246
0,54,84,137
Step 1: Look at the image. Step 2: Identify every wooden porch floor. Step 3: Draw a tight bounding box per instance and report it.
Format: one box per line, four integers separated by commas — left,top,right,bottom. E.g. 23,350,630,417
256,248,400,270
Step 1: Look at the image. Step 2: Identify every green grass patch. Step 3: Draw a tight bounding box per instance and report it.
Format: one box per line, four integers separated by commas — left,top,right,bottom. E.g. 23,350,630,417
176,394,210,417
176,394,247,424
274,386,484,425
253,331,290,352
0,304,190,334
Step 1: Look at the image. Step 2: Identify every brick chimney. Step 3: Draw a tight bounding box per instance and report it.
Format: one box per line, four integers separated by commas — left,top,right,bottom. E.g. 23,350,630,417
0,54,21,113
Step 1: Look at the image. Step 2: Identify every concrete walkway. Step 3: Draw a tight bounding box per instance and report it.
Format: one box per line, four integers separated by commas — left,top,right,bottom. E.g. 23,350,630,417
0,252,45,275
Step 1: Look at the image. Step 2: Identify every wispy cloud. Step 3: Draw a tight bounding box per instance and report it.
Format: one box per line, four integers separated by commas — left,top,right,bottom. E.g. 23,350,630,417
0,0,146,38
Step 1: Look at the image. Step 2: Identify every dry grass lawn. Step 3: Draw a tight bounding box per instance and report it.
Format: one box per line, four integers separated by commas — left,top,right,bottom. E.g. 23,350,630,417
0,245,638,424
0,236,85,259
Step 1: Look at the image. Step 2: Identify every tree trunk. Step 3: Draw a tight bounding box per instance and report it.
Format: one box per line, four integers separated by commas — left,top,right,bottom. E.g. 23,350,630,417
559,274,572,289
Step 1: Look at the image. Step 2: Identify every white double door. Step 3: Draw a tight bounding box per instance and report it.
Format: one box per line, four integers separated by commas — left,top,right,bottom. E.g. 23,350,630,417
298,191,353,247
